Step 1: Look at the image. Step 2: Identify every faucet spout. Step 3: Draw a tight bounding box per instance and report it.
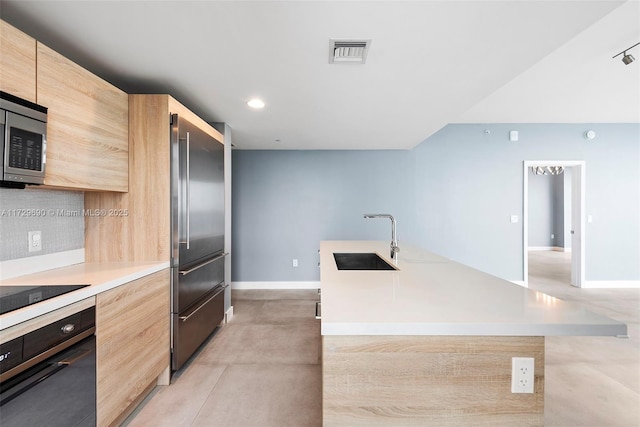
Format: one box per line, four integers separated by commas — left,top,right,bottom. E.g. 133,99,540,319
363,214,399,259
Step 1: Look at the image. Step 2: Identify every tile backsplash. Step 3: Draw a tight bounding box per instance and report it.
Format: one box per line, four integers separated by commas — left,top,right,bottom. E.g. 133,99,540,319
0,187,84,261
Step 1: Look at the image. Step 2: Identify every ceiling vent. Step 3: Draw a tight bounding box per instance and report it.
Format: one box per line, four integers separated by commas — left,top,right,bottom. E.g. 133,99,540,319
329,39,371,64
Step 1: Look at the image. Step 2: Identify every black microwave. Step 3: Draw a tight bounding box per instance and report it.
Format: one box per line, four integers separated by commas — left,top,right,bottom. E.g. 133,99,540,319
0,91,47,189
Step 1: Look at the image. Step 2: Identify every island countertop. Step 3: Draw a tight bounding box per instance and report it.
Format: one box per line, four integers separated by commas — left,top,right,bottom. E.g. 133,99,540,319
320,241,627,337
0,261,169,330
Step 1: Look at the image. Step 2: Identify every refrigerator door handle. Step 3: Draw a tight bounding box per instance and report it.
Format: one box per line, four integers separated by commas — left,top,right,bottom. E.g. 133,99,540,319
186,131,191,249
179,252,229,275
179,284,227,322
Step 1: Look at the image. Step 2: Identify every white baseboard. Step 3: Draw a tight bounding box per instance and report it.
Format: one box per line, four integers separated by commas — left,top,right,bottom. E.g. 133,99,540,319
0,249,85,280
224,306,234,323
581,280,640,289
231,281,321,290
528,246,571,252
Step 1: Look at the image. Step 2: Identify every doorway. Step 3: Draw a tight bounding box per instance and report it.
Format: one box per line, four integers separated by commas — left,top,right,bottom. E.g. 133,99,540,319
523,161,585,288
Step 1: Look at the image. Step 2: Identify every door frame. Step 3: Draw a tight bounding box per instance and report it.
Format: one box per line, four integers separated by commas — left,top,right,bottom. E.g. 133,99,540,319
523,160,586,287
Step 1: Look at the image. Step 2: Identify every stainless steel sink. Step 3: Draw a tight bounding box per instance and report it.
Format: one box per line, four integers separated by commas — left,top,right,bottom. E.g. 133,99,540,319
333,253,397,270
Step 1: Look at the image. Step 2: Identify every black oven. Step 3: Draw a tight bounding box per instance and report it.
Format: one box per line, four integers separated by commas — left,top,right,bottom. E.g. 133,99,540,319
0,91,47,189
0,306,96,426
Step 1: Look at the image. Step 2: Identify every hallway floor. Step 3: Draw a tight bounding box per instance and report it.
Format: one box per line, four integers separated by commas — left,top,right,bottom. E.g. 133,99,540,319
127,252,639,426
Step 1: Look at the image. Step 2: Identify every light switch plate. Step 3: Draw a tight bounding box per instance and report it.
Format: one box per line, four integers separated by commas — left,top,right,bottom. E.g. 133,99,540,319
510,215,519,223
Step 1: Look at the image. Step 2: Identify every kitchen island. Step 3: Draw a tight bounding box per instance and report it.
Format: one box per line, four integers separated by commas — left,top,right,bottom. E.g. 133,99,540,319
320,241,627,426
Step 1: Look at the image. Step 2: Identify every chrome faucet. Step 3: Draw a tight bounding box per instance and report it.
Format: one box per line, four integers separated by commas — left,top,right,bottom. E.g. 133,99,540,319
363,214,399,259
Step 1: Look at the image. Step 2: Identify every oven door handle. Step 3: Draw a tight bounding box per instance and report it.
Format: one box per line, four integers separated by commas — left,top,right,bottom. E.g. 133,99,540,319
58,348,92,366
0,348,92,406
0,363,66,406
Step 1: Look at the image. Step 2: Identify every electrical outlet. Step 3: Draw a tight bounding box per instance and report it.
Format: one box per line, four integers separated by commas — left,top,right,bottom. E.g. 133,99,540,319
292,259,298,267
28,231,42,253
511,357,534,393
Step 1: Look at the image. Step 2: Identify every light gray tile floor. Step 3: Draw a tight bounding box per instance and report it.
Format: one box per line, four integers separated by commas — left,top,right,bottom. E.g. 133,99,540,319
126,289,322,427
127,255,639,426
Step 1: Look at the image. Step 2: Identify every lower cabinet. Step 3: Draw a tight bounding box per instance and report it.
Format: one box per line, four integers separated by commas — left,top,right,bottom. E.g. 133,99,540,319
95,269,170,427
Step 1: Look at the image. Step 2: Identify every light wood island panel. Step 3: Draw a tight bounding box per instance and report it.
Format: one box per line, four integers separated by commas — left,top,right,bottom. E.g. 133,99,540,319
323,335,544,426
96,269,170,427
0,20,36,102
36,42,128,192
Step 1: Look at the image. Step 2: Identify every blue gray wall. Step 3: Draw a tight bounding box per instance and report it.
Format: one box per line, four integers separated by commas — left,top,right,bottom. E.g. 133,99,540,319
562,170,572,249
232,150,414,281
551,173,565,248
232,123,640,282
528,174,556,247
528,172,567,248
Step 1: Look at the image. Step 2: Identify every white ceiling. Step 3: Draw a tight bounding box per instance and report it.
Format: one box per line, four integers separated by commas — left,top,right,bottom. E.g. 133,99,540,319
2,1,638,150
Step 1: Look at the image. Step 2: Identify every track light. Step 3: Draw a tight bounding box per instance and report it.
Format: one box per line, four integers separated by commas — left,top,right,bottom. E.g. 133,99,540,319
613,42,639,65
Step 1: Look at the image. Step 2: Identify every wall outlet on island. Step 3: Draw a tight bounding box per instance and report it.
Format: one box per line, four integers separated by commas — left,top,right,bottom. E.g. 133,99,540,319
292,259,298,267
511,357,534,393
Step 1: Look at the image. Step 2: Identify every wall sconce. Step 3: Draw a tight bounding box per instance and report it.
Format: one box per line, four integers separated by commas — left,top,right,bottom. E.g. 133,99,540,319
612,42,639,65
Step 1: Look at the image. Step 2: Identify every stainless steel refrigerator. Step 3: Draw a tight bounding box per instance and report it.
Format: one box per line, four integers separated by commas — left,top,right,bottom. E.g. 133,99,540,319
170,113,226,371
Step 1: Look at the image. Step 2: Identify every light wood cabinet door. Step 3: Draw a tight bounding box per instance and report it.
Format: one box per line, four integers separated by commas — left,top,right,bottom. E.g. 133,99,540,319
37,42,129,192
96,269,170,427
85,95,224,263
0,20,36,102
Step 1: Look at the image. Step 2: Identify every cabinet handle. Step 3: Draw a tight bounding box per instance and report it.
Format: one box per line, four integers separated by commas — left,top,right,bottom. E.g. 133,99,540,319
315,301,321,320
179,253,228,275
60,324,76,334
179,285,226,322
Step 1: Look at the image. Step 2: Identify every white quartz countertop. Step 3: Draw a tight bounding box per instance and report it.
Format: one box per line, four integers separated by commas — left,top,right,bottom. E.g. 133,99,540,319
320,241,627,337
0,261,169,330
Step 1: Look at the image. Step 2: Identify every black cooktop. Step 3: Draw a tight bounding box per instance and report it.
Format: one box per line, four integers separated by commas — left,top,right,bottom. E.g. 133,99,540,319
0,285,90,315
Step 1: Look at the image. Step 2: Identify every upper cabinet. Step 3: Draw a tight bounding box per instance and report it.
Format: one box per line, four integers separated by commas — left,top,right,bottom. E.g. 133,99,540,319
1,19,128,192
84,95,223,263
37,43,129,192
0,20,37,102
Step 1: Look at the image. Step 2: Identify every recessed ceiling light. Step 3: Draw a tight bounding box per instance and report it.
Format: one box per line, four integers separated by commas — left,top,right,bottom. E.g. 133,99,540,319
247,98,265,109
